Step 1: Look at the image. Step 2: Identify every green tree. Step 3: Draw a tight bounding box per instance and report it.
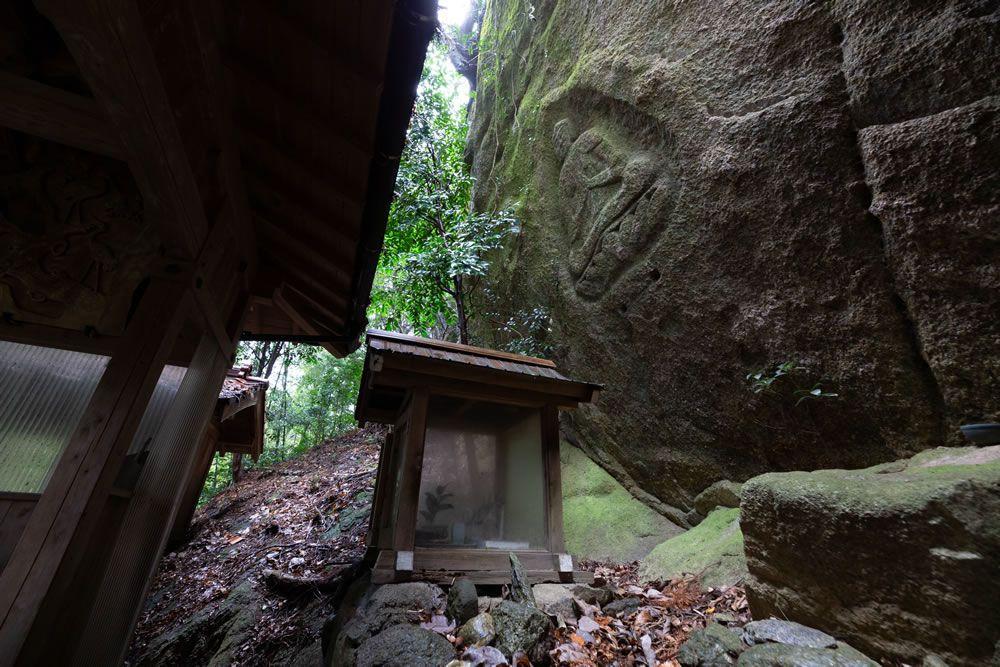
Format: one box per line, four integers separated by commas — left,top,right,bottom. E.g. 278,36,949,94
370,41,516,344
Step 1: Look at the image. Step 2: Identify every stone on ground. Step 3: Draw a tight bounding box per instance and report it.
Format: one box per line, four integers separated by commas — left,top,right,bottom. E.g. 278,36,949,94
677,622,744,666
561,443,684,561
742,445,1000,667
691,481,743,522
328,581,446,665
448,577,479,624
355,623,454,667
742,620,836,650
458,612,496,647
491,600,552,660
640,507,747,588
736,643,877,667
532,583,614,623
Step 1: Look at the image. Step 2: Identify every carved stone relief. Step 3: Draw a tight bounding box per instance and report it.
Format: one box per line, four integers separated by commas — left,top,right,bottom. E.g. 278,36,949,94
0,133,156,334
553,116,673,300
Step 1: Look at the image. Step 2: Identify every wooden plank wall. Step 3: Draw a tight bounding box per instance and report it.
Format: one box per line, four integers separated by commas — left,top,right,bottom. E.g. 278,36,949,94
0,496,38,574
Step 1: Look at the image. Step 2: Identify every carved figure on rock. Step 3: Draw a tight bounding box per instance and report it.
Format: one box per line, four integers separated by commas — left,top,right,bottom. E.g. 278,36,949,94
553,117,663,300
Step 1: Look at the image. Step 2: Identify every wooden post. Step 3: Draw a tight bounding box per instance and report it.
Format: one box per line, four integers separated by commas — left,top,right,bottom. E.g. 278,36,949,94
0,278,191,660
168,421,220,546
392,388,429,565
542,404,565,554
366,431,393,552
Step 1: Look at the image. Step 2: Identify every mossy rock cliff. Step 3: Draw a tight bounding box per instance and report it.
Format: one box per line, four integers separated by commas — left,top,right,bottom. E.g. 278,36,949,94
469,0,1000,509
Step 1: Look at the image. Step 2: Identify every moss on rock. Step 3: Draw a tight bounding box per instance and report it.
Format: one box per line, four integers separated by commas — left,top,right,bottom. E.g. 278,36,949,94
639,507,747,588
561,443,682,562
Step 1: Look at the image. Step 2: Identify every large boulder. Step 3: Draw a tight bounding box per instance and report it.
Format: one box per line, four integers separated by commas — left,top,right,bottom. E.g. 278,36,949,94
354,624,454,667
741,445,1000,666
640,508,747,588
135,580,259,667
469,0,1000,510
328,582,447,666
561,443,684,561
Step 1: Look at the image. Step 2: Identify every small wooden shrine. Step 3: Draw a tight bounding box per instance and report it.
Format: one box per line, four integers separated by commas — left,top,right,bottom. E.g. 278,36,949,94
356,330,602,584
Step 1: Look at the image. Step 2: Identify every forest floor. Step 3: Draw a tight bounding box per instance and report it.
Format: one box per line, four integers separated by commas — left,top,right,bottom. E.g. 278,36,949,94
127,426,385,665
126,425,749,666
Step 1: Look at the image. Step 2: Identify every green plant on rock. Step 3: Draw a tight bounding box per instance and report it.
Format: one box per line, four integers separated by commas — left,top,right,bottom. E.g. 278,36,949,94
746,361,839,406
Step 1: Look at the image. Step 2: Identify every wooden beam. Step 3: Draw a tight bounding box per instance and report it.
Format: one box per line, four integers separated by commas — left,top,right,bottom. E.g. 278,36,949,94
35,0,210,260
183,0,258,286
168,421,219,547
257,252,350,314
256,216,353,290
0,318,118,356
366,368,581,410
378,353,597,403
0,278,191,660
245,172,359,253
0,71,124,159
238,123,365,220
225,56,372,165
273,285,346,335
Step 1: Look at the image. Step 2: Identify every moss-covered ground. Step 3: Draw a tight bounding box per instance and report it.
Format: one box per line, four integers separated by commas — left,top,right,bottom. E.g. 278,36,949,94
638,507,747,588
561,443,682,562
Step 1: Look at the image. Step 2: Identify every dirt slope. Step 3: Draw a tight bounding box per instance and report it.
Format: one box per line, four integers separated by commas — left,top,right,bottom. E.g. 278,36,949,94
126,426,384,666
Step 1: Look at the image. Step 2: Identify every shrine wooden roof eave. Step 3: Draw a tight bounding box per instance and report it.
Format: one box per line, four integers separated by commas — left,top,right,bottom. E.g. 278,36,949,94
355,332,603,424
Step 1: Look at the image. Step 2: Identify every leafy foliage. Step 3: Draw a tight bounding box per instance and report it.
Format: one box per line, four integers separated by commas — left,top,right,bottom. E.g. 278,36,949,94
746,361,839,405
369,41,517,343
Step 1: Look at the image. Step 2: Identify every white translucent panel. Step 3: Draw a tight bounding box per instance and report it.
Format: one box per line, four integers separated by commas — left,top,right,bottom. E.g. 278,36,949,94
416,398,546,549
82,334,227,663
0,341,109,493
127,364,186,455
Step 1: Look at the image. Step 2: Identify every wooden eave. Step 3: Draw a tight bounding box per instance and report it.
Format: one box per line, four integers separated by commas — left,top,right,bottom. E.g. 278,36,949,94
0,0,436,358
357,330,602,423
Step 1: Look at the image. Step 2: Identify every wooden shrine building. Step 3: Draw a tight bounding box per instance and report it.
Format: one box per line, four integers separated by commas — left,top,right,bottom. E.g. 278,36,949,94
0,1,435,663
356,330,602,585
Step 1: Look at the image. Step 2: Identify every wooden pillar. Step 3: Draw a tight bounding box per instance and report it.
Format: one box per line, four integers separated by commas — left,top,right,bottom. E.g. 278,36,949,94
392,388,429,572
0,278,191,661
168,421,220,546
366,431,393,552
542,404,566,554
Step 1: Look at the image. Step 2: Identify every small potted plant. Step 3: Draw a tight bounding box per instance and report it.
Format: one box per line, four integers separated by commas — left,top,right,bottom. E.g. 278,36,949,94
416,484,454,544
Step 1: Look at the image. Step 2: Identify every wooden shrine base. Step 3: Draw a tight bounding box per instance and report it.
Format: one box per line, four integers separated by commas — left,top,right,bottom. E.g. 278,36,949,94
371,548,594,585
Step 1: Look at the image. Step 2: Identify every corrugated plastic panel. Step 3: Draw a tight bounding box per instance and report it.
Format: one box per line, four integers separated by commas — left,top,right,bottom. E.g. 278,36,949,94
127,364,187,455
0,341,110,493
81,334,229,664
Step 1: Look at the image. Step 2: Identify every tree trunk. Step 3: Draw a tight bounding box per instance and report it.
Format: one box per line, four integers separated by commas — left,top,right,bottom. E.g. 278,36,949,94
453,275,469,344
232,452,243,483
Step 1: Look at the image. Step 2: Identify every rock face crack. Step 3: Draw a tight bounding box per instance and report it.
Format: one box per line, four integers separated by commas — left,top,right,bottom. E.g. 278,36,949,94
832,20,949,444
